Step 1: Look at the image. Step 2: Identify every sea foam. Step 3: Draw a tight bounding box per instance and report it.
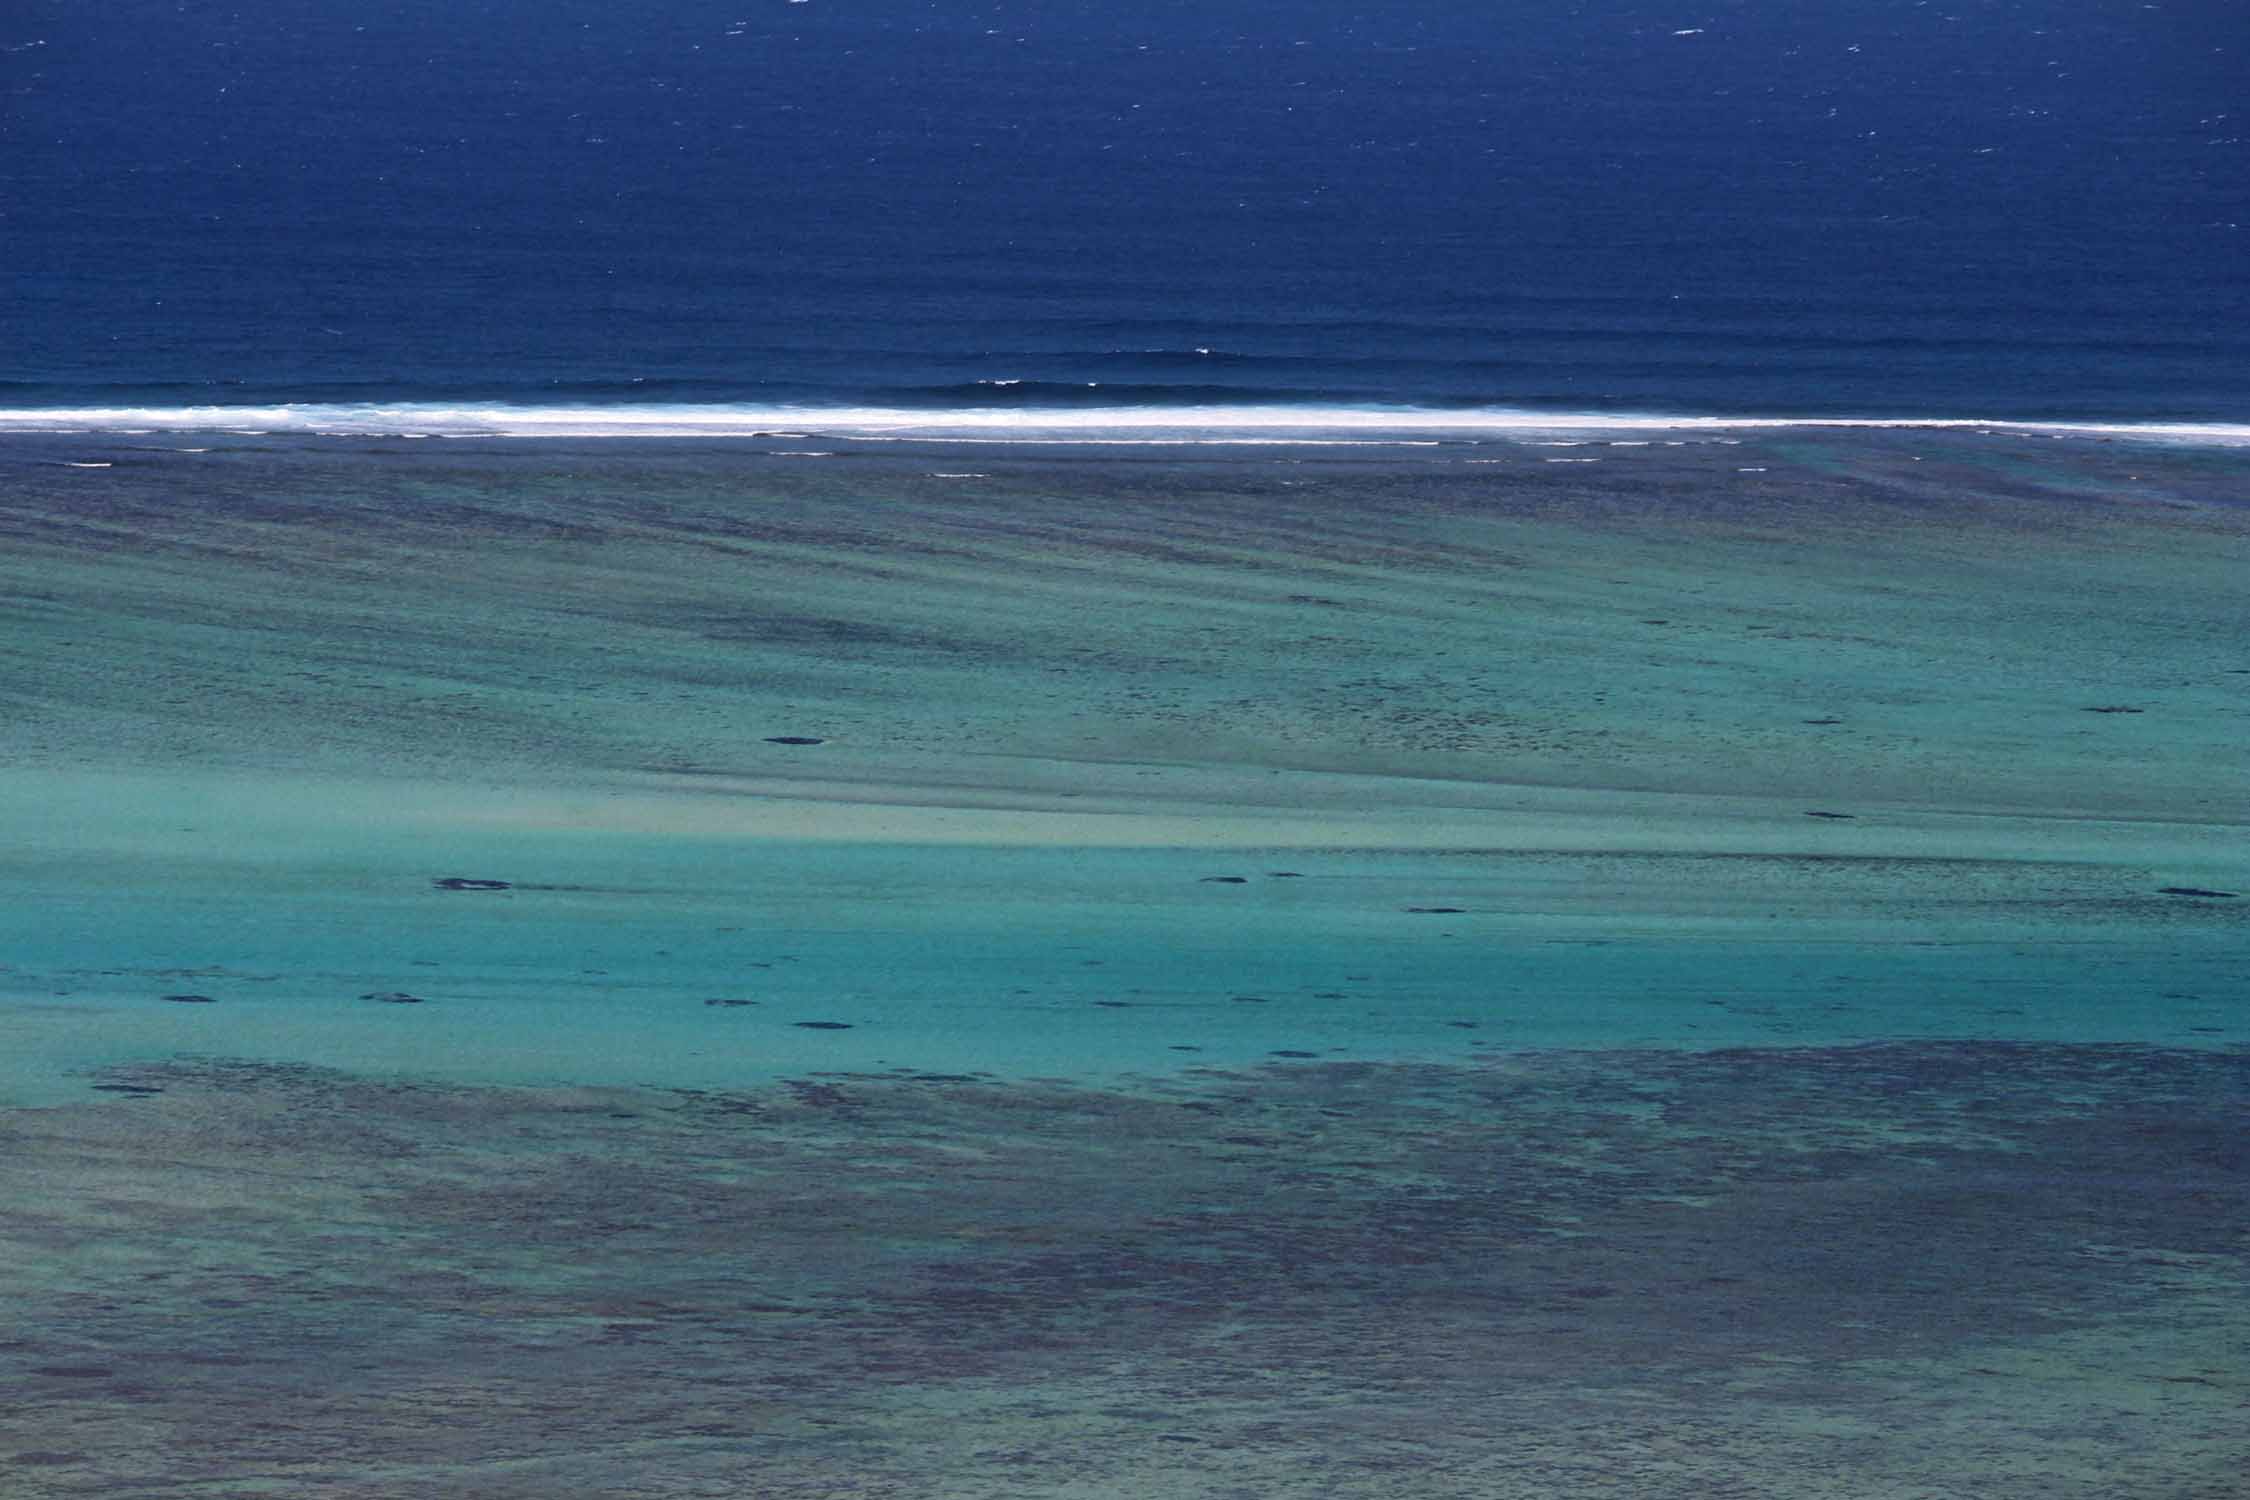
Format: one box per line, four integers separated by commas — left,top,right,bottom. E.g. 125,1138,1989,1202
0,402,2245,446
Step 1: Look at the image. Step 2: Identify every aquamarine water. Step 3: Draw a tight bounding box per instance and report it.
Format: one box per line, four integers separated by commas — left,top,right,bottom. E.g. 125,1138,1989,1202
3,429,2243,1114
4,139,2247,1497
6,1,2247,1488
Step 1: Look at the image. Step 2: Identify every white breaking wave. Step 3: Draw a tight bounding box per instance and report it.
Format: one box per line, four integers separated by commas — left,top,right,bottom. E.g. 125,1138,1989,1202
0,402,2245,446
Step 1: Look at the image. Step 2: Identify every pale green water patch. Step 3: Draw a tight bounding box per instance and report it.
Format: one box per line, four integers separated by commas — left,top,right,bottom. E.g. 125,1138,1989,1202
5,826,2241,1107
2,433,2244,1105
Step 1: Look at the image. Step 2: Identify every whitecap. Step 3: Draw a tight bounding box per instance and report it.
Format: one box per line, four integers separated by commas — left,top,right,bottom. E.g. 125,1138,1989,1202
0,402,2241,448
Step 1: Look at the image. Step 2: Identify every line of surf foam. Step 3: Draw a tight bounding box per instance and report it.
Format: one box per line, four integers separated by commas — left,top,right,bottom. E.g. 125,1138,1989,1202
0,402,2245,445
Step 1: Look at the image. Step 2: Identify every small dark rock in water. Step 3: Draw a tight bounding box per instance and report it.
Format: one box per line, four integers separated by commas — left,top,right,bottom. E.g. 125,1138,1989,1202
1169,1044,1202,1051
1405,906,1465,914
793,1020,854,1030
433,877,512,891
360,991,426,1004
784,1079,854,1107
1199,875,1248,884
704,998,759,1007
2083,705,2145,714
1232,995,1268,1004
764,735,827,745
1269,1049,1320,1059
2158,886,2239,899
161,993,216,1004
1446,1021,1480,1029
89,1084,163,1094
1267,871,1304,878
1803,811,1856,820
1093,1000,1133,1008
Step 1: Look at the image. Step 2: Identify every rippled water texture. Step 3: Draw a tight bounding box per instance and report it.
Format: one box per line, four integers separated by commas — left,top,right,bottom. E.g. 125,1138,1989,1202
1,429,2243,1495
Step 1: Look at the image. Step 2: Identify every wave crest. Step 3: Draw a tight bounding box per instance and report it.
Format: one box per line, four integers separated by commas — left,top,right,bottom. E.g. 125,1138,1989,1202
0,401,2245,445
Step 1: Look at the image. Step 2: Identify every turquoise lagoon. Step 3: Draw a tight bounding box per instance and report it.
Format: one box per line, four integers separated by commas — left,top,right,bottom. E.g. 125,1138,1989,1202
1,424,2244,1497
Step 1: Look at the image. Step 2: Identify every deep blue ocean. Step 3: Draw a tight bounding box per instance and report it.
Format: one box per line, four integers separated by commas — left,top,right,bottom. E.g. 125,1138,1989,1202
3,0,2244,422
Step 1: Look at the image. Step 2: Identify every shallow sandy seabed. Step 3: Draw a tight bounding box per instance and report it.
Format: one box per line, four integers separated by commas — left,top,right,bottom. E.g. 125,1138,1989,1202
0,429,2244,1492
